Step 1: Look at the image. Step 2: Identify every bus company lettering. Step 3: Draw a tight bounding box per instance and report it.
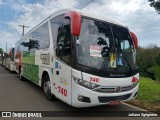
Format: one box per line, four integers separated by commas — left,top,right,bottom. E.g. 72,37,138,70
40,53,50,65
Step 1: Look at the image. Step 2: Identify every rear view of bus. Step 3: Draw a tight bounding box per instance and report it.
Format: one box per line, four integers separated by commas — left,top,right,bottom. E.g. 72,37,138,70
60,10,139,107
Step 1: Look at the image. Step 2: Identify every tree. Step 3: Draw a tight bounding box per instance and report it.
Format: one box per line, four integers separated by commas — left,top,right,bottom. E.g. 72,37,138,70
21,39,40,51
149,0,160,14
0,48,3,54
157,53,160,66
136,46,160,78
147,66,160,81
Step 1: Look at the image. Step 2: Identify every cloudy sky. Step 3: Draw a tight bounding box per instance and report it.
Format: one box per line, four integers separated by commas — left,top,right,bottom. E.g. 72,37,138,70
0,0,160,50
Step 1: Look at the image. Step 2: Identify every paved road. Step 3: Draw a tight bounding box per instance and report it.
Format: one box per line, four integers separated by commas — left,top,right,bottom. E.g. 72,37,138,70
0,65,159,120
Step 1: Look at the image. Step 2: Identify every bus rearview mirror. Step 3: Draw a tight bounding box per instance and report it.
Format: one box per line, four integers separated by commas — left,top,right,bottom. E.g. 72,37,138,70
64,11,81,36
130,31,138,49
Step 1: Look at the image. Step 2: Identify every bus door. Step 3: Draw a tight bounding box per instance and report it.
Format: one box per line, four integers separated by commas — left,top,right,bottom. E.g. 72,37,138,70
53,25,72,105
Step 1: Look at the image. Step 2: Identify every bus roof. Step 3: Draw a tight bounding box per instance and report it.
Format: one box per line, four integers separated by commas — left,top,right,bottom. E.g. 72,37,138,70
50,8,127,28
18,8,127,41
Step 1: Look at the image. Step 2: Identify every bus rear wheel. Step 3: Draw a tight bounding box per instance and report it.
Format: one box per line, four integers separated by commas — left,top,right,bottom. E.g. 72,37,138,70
43,75,55,101
19,67,25,81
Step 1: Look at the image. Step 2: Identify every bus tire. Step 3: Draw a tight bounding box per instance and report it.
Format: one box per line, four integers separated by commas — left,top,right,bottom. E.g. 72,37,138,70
19,67,25,81
43,75,55,101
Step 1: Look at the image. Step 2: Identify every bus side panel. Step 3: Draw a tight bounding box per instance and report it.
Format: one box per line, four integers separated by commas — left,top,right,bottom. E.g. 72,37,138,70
35,48,53,86
52,60,72,106
14,42,22,74
22,48,53,87
8,48,15,72
22,50,39,84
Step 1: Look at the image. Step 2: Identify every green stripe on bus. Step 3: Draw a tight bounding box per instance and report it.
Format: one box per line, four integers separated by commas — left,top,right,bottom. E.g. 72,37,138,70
23,64,39,84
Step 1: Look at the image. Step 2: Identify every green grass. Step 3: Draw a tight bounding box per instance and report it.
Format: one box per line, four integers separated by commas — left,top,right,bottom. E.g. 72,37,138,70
126,77,160,113
137,77,160,103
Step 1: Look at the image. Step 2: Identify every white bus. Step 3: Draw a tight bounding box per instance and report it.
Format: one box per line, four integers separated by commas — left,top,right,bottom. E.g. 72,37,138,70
14,9,139,107
4,47,15,72
0,54,2,65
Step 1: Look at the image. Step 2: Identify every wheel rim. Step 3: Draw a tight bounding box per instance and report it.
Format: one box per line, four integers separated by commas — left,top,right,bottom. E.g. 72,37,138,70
44,81,51,95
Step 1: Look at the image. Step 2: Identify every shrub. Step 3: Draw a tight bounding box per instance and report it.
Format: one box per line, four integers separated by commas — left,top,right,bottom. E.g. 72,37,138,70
147,66,160,81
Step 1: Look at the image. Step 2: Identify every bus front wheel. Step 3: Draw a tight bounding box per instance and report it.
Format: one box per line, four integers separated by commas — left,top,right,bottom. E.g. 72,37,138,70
43,75,55,101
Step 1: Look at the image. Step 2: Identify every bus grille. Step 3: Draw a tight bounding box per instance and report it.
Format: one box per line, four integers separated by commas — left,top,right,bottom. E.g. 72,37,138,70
93,85,136,93
98,94,132,103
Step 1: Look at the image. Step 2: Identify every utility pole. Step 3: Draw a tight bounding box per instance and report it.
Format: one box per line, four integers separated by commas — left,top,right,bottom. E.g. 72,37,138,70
6,42,7,51
19,25,29,36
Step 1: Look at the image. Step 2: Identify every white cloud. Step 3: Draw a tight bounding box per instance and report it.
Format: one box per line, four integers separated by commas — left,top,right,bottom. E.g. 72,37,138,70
73,0,105,9
4,0,77,49
0,30,19,50
8,0,76,34
110,2,138,14
82,0,160,47
0,0,3,4
0,0,3,6
2,0,160,49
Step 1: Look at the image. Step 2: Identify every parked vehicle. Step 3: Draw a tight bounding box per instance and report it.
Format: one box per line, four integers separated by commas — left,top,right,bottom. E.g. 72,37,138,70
4,47,15,72
14,9,139,107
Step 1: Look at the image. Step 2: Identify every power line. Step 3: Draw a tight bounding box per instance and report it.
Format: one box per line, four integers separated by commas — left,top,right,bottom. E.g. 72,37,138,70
80,0,95,10
63,0,74,8
55,0,72,9
0,36,17,38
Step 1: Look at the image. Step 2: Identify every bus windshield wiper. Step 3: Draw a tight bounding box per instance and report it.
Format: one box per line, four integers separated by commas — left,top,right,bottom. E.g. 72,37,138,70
99,46,114,76
118,48,133,73
99,58,108,76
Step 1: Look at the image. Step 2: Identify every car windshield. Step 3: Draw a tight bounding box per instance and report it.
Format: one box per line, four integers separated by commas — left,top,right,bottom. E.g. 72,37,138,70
76,17,138,76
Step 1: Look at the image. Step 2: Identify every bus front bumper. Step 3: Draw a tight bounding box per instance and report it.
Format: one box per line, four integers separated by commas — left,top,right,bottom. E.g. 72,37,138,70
71,81,139,108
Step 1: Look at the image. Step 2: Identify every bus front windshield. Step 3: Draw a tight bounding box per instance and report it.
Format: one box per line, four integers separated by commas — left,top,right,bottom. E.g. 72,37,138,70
76,17,138,77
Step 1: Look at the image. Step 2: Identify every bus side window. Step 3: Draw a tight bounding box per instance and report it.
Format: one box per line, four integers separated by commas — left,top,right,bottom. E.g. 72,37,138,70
51,14,72,66
56,25,71,65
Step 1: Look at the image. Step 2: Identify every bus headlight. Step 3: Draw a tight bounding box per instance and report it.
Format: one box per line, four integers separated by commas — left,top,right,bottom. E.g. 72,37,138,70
73,77,100,90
